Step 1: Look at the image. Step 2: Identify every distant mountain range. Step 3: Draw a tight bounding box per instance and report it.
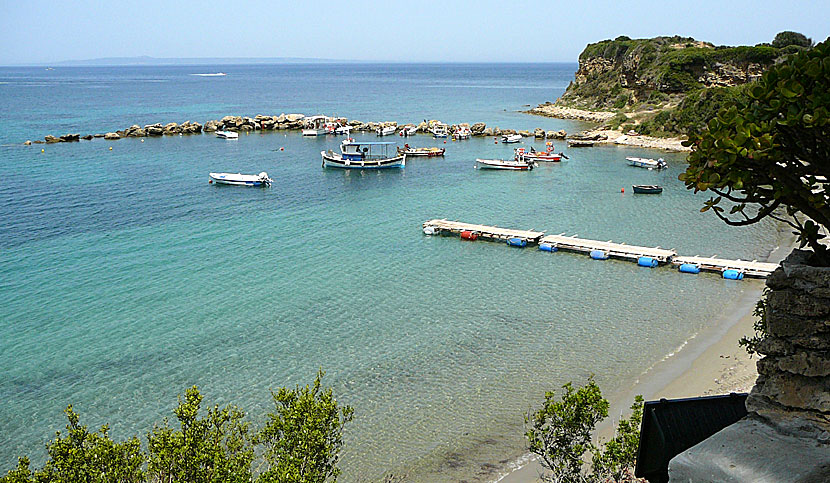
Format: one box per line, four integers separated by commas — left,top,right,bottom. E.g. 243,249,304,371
14,56,355,66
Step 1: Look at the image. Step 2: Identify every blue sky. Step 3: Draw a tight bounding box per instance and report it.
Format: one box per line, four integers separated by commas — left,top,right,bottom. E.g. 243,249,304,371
1,0,829,64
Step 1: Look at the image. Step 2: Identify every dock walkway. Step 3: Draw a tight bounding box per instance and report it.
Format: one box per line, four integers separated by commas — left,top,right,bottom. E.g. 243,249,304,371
422,219,780,279
539,234,677,263
423,219,545,243
671,256,778,278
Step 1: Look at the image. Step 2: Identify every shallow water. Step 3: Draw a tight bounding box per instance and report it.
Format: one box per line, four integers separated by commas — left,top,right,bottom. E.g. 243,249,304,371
0,64,777,481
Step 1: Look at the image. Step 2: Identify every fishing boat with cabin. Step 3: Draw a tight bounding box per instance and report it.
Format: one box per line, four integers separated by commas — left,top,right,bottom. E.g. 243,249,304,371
322,139,405,169
430,123,449,138
302,115,329,136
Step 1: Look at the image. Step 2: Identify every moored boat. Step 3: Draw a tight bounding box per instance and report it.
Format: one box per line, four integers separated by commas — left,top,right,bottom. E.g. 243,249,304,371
430,124,449,138
376,125,397,136
399,125,418,137
475,158,535,170
632,185,663,194
215,130,238,139
302,115,329,136
397,144,445,157
626,157,668,169
501,133,522,143
321,140,405,169
334,125,352,135
515,147,561,162
567,139,594,147
453,127,471,139
208,171,272,186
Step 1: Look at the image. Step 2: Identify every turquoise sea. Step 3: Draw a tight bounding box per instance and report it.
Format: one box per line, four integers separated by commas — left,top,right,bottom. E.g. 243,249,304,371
0,63,778,481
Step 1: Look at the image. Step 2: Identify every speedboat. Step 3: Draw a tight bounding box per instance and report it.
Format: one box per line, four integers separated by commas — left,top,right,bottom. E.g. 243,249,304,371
321,139,405,169
475,158,535,170
399,125,418,137
430,124,449,138
515,147,561,162
632,185,663,194
334,125,352,135
376,125,397,136
215,130,238,139
501,134,522,143
302,115,329,136
453,127,471,139
397,144,445,157
209,171,272,186
626,157,668,169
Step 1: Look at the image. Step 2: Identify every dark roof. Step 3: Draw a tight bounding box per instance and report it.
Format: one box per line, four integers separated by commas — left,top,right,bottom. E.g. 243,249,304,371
634,393,748,483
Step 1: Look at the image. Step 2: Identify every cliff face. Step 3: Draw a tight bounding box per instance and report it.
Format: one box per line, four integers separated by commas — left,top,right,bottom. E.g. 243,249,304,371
559,36,786,110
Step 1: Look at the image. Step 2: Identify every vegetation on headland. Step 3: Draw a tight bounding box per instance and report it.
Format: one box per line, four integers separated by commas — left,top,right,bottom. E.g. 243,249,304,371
544,32,816,138
680,37,830,265
1,370,353,483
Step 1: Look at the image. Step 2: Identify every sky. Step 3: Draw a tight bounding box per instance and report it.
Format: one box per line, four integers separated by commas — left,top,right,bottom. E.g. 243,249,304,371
1,0,829,65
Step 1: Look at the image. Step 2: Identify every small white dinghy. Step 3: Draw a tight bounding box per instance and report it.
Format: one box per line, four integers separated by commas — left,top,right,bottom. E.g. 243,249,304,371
501,133,522,143
216,130,238,139
209,171,272,186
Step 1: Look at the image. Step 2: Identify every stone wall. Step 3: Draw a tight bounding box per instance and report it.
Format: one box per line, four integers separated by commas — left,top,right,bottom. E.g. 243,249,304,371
746,249,830,432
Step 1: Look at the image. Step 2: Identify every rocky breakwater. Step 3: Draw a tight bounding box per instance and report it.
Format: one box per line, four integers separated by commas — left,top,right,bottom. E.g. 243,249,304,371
26,113,568,144
669,249,830,481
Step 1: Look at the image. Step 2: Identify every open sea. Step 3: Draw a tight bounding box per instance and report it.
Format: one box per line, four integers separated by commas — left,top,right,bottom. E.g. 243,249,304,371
0,63,778,481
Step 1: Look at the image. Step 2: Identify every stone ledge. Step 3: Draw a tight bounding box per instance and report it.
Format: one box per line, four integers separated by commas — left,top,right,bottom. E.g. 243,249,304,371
669,415,830,482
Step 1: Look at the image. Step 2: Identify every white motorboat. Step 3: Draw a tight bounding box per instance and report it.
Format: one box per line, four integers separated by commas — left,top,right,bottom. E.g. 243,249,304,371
334,125,352,135
399,125,418,137
376,125,397,136
475,158,535,170
501,133,522,143
515,147,563,162
302,115,329,136
397,144,445,157
215,130,238,139
453,127,471,139
209,171,272,186
626,156,668,169
321,140,405,169
430,124,449,138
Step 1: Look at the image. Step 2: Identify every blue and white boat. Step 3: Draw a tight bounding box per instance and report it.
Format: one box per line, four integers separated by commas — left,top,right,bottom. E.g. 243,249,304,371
209,171,272,186
321,140,405,169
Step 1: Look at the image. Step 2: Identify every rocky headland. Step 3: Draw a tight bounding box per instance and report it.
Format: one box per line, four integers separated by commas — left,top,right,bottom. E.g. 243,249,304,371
525,34,812,151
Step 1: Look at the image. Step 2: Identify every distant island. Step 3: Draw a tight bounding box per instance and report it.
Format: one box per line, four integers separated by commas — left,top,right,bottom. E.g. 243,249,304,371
529,31,815,138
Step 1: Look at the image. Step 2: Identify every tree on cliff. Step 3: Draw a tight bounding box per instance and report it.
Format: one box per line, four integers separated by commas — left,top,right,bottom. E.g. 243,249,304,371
680,38,830,265
255,369,354,483
772,31,813,49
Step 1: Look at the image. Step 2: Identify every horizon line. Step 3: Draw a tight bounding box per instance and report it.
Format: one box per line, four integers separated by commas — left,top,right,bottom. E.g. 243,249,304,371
1,55,579,67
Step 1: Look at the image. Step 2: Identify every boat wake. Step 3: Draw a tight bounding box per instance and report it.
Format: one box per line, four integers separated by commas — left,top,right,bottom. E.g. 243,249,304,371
190,72,227,77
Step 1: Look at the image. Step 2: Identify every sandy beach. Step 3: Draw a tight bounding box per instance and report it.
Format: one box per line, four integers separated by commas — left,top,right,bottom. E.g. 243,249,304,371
496,229,794,483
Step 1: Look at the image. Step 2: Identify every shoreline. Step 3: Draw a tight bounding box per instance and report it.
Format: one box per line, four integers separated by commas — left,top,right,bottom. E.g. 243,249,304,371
526,104,690,152
496,225,794,483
